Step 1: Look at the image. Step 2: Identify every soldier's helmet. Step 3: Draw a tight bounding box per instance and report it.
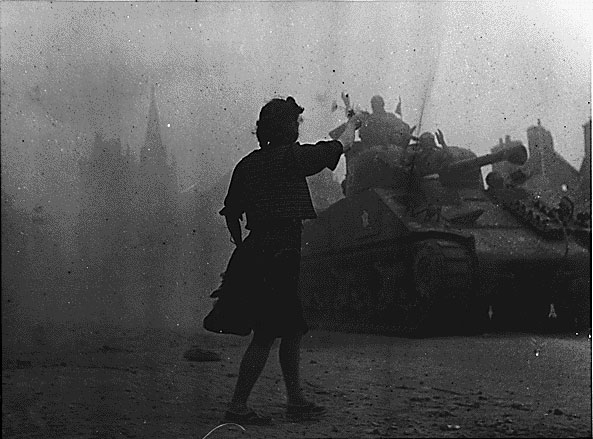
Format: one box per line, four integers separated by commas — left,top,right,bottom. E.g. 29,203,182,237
418,132,437,149
370,95,385,113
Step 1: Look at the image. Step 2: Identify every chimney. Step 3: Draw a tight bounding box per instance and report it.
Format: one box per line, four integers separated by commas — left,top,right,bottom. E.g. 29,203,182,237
577,120,592,205
527,119,554,177
583,119,591,167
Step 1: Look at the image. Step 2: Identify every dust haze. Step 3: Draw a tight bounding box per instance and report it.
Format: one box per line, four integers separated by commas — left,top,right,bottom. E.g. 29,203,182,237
1,1,591,341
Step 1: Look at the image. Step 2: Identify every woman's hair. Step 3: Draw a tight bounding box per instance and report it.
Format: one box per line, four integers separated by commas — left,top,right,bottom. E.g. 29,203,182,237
256,96,304,148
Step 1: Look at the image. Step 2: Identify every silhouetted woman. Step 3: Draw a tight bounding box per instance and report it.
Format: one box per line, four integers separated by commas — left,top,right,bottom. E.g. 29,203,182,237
218,96,362,425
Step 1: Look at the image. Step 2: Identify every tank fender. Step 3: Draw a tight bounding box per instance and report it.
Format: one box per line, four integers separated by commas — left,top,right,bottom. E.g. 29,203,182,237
373,187,476,250
407,230,476,253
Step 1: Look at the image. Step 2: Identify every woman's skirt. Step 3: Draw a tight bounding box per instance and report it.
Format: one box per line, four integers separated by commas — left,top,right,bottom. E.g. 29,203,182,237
206,219,308,337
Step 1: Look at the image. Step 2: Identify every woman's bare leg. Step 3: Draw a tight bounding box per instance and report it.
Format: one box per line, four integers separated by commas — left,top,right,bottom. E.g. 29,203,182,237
278,333,308,405
228,332,275,413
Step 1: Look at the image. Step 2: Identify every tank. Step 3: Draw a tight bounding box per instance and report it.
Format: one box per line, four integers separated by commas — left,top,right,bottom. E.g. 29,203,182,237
299,134,591,336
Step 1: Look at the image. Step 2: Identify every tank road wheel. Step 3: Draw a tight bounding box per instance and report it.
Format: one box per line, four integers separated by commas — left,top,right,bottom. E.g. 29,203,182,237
407,239,477,336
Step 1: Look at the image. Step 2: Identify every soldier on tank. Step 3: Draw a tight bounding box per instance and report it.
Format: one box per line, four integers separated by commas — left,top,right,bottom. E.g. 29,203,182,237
358,95,413,149
407,131,451,177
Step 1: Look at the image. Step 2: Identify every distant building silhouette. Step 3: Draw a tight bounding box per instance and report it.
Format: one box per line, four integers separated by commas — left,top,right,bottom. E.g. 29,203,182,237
491,120,585,209
574,119,591,210
78,133,130,261
132,84,182,326
135,84,178,245
76,131,135,321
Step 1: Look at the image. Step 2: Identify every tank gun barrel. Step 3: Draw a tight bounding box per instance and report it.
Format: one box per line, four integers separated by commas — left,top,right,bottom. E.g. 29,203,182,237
442,142,528,175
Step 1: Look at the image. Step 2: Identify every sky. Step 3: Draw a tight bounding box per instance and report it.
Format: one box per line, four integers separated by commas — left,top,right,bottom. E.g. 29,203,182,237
1,0,591,209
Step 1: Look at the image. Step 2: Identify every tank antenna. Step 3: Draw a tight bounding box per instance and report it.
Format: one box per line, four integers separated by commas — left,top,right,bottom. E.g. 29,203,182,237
416,86,430,135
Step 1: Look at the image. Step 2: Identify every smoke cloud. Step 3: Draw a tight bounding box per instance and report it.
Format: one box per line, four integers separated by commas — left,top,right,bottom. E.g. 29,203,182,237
1,1,590,338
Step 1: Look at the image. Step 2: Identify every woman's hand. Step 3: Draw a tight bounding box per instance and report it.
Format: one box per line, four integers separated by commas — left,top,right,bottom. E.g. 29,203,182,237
338,113,363,153
349,111,367,130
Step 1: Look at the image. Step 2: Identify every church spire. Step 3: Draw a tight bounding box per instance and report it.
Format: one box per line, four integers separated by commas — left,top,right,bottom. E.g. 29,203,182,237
137,82,177,215
141,83,166,166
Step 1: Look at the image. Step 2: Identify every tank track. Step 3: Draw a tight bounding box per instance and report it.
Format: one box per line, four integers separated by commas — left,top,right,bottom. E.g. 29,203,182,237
405,239,478,336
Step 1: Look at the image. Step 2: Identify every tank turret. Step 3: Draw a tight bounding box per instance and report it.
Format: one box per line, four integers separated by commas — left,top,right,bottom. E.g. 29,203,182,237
344,141,528,196
437,142,528,186
440,142,527,175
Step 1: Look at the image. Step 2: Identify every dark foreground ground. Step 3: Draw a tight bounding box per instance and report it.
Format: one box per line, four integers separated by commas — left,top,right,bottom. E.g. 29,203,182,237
2,323,592,439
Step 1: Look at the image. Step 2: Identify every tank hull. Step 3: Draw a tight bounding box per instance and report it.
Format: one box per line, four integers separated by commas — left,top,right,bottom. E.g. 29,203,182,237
299,188,591,336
